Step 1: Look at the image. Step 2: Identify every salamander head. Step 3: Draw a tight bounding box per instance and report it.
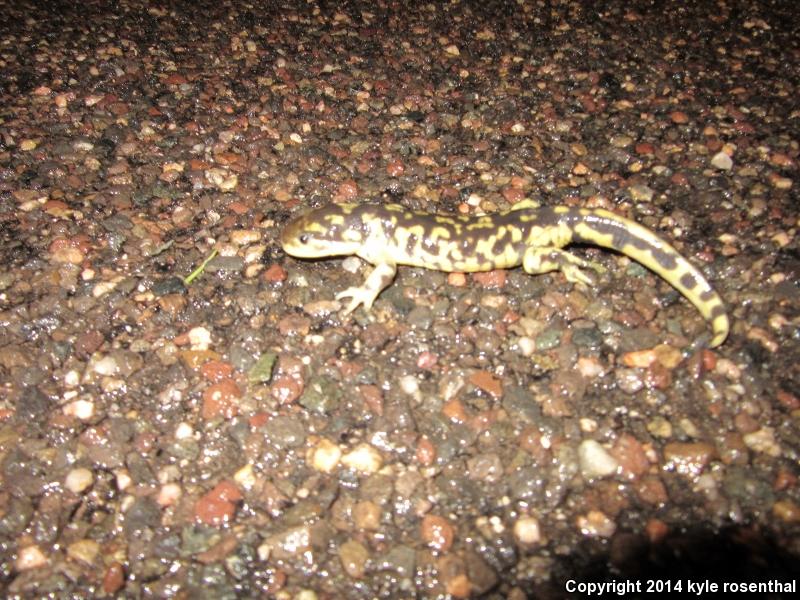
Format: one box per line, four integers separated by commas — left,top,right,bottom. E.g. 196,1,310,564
280,203,366,258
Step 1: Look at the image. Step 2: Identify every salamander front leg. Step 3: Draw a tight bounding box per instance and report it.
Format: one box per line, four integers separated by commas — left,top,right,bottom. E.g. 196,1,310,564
522,247,606,286
336,262,397,314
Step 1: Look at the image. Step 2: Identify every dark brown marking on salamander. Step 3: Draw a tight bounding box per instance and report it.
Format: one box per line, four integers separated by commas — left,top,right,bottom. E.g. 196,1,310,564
419,232,441,255
680,272,697,289
700,289,716,301
491,232,510,255
710,304,726,318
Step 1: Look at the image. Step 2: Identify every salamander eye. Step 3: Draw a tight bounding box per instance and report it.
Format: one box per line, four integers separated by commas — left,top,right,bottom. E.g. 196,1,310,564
299,234,309,244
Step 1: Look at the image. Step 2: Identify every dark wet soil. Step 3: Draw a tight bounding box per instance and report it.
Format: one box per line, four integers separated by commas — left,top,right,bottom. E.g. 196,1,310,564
0,0,798,598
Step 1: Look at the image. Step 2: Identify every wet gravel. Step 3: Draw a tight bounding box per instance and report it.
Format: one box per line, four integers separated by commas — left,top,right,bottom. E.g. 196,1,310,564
1,0,799,597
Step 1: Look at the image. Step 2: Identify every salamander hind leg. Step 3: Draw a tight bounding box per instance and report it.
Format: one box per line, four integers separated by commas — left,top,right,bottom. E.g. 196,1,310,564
522,247,606,286
336,262,397,314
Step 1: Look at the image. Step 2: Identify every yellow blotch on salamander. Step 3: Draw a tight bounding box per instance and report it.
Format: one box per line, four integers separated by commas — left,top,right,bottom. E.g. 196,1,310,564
281,202,729,347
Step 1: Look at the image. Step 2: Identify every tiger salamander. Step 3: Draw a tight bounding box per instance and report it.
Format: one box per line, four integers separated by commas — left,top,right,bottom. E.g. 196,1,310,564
281,202,729,347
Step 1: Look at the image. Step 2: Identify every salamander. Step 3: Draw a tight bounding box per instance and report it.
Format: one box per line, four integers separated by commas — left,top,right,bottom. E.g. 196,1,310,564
280,201,729,347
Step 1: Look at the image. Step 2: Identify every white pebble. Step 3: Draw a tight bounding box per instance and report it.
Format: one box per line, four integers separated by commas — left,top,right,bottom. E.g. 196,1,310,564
65,467,94,493
234,463,257,490
257,543,271,561
341,443,383,474
577,356,605,378
398,375,419,395
513,516,543,546
711,151,733,170
92,280,119,298
92,355,119,376
517,336,535,357
578,439,619,479
62,399,95,420
188,326,212,350
73,140,95,152
310,438,342,473
16,545,48,571
157,482,183,507
115,469,132,491
175,422,194,440
64,370,81,387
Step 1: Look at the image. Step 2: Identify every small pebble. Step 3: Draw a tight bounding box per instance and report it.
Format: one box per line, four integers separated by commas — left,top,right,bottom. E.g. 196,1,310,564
201,379,241,420
270,375,304,405
670,111,689,124
157,482,182,507
103,562,125,594
194,480,242,527
67,539,100,566
63,399,95,420
472,270,506,288
576,356,604,378
443,44,460,56
341,443,383,474
448,272,467,287
234,463,257,490
339,539,369,579
627,184,654,202
65,467,94,493
421,514,455,552
773,500,800,524
711,151,733,170
615,368,644,394
622,348,657,368
636,476,669,505
743,427,781,457
399,375,419,395
610,134,633,148
175,422,194,439
611,434,650,480
353,501,381,530
769,173,793,189
576,510,616,538
310,438,342,473
115,470,132,491
263,263,286,281
578,440,619,479
663,442,716,477
468,370,503,399
92,355,119,376
16,545,48,571
230,229,262,245
188,326,212,350
513,516,543,546
416,437,437,466
647,417,673,438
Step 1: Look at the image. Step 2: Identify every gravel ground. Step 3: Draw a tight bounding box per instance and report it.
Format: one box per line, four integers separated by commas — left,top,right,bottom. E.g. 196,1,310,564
1,0,799,598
